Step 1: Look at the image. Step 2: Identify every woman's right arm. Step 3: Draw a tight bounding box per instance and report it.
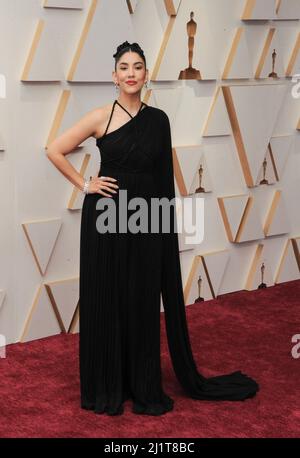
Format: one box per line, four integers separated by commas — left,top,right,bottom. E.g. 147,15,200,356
46,108,118,196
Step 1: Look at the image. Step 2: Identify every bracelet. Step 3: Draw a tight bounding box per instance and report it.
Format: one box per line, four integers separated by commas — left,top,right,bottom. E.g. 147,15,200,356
82,178,90,194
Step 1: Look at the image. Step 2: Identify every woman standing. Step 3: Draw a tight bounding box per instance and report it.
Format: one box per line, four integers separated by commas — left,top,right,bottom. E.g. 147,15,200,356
47,41,259,416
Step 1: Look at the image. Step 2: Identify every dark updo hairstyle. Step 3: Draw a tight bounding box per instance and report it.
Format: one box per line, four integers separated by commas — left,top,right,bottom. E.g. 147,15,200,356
113,41,146,70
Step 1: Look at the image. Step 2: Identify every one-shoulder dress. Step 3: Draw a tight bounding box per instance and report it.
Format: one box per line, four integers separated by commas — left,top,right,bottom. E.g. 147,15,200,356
79,99,259,415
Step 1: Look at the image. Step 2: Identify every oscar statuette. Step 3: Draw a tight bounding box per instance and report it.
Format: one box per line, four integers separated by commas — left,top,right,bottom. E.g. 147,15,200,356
195,164,206,193
268,49,278,78
259,157,269,185
179,11,202,80
194,274,204,303
258,262,267,289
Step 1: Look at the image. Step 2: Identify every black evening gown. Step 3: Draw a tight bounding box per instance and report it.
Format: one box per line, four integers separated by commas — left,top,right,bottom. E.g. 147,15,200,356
79,99,259,415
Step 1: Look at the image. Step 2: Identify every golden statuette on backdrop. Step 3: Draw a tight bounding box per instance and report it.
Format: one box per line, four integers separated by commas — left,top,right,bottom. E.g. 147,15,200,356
259,157,269,185
179,11,202,80
195,164,206,193
194,274,204,302
258,262,267,289
268,49,278,78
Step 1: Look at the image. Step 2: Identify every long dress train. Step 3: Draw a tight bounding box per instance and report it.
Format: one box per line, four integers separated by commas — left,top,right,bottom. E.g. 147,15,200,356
79,99,259,416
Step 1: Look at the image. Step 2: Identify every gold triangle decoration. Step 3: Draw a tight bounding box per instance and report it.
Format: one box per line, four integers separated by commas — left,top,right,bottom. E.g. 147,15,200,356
255,142,279,186
218,195,263,243
222,27,252,80
274,238,300,283
276,0,300,20
67,0,98,81
222,85,286,188
202,87,231,137
184,250,229,303
286,32,300,77
263,190,291,237
126,0,138,14
21,19,44,81
242,0,276,20
0,290,6,310
163,0,181,16
218,195,249,242
244,243,273,290
20,19,64,82
43,0,83,8
45,90,90,150
22,218,62,275
245,243,263,290
184,255,213,303
242,0,257,20
68,301,79,333
256,136,293,186
276,0,282,15
291,237,300,271
20,285,62,342
222,86,253,186
44,277,79,333
67,153,91,210
46,90,71,149
174,146,213,196
151,14,176,80
255,28,276,79
236,198,265,243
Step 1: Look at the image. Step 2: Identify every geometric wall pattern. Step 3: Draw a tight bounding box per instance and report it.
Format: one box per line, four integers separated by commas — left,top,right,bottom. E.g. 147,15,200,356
43,0,83,9
19,279,79,341
1,0,299,344
174,146,213,196
45,90,90,149
20,285,62,343
244,243,274,290
21,218,62,276
0,132,6,151
21,19,64,81
263,190,291,237
0,290,6,310
242,0,300,21
218,195,265,243
202,87,232,136
67,153,91,210
255,136,293,185
184,250,230,303
275,237,300,283
222,84,287,187
44,277,79,333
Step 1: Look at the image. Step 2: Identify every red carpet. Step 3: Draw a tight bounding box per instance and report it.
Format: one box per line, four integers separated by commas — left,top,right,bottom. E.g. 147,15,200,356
0,280,299,438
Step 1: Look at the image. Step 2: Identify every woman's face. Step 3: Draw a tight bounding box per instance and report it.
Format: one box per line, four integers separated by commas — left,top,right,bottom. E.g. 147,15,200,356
114,51,147,94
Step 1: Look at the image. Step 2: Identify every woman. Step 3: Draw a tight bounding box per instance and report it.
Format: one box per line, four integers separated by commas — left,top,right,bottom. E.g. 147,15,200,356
47,41,259,416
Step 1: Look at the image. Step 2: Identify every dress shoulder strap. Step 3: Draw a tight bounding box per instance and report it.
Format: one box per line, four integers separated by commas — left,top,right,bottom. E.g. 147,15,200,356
102,100,117,137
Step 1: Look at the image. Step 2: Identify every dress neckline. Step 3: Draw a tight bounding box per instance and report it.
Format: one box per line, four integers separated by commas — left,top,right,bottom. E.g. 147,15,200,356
96,99,148,143
115,99,145,118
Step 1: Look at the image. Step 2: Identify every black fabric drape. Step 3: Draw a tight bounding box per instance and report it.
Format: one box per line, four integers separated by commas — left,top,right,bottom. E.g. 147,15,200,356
154,111,259,401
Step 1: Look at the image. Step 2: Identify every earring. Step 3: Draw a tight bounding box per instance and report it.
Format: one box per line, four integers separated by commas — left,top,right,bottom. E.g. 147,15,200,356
144,81,148,88
115,83,119,92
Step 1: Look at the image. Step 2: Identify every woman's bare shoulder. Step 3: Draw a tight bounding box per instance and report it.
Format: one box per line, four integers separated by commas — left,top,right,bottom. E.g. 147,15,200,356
91,102,114,139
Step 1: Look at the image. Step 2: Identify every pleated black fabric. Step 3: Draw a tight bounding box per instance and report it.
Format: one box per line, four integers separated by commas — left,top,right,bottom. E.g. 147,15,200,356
79,100,259,416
